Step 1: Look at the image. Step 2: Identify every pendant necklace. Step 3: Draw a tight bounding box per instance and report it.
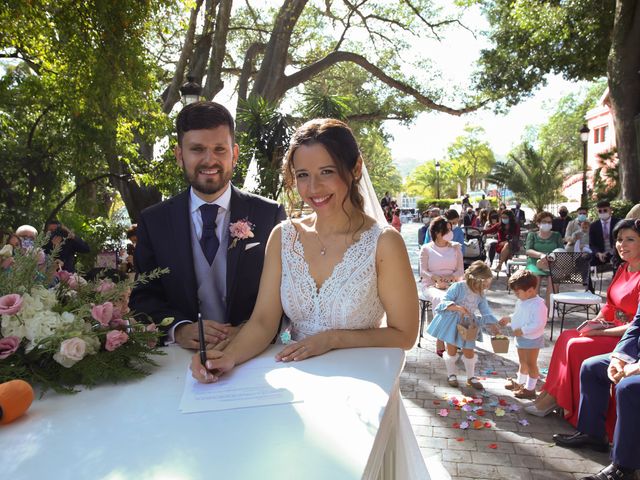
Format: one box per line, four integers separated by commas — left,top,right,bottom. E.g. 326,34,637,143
316,231,327,255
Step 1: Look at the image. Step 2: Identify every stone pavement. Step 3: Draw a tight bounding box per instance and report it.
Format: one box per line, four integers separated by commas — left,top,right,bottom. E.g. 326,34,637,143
399,223,615,480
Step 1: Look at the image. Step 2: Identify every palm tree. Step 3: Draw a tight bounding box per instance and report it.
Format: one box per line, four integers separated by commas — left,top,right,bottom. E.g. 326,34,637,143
486,144,564,213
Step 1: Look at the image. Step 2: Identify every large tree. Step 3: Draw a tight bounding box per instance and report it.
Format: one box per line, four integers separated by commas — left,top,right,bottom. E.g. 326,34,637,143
475,0,640,202
446,125,495,191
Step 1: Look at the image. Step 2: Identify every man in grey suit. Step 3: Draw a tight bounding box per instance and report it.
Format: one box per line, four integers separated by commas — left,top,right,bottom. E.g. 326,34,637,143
130,101,286,349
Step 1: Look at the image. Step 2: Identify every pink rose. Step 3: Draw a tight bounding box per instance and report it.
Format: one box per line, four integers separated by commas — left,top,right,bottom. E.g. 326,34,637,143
55,270,72,283
1,257,14,269
0,294,23,315
229,220,254,240
91,302,114,327
145,323,158,348
109,318,127,329
0,336,20,359
105,330,129,351
95,279,116,293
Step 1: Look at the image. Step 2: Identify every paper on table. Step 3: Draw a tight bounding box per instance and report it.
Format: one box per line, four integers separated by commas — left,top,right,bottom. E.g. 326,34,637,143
179,355,303,413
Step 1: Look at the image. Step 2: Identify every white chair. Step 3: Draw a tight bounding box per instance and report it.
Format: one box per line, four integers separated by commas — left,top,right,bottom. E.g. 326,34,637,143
547,252,603,340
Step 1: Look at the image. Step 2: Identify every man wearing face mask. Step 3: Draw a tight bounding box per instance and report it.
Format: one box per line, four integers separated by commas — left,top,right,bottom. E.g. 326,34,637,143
512,201,526,226
552,206,572,238
565,206,589,243
418,208,441,245
589,200,621,267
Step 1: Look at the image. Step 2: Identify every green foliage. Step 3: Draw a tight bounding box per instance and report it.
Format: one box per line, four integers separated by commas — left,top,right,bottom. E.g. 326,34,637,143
609,200,635,220
486,143,564,213
592,148,619,201
446,125,495,190
235,96,293,200
416,198,458,212
474,0,614,105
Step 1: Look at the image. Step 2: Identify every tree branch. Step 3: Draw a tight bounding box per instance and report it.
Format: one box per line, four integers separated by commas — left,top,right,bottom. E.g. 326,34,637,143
203,0,233,99
281,51,487,115
238,42,266,101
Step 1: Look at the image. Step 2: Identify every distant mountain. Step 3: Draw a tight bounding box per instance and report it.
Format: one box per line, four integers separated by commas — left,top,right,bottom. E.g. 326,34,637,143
394,156,423,178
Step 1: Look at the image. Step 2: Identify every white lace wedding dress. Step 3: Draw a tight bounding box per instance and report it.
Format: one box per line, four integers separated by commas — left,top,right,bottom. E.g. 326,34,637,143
279,219,435,480
280,220,385,340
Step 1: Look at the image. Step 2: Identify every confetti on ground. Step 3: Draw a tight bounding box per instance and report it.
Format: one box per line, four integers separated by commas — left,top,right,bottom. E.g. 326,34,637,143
488,443,498,449
473,420,484,429
480,390,491,397
476,409,485,416
462,404,473,412
467,415,476,422
452,422,460,429
484,422,492,428
432,400,441,405
456,437,465,442
460,421,470,430
438,408,449,417
488,399,499,407
495,407,506,417
498,399,508,406
508,404,521,412
518,419,530,426
472,397,484,405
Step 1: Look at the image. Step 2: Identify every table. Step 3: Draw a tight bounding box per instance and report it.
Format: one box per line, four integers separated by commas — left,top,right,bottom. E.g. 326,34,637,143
0,346,430,480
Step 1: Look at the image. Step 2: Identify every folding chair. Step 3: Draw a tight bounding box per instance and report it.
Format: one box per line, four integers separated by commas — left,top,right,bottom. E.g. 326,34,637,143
418,288,432,348
547,252,603,341
462,226,486,268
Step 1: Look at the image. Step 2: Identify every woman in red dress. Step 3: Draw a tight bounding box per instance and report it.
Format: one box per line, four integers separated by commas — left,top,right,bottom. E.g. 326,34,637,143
525,219,640,440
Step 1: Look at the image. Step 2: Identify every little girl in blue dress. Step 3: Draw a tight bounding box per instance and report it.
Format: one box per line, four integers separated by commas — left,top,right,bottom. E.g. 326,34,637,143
426,260,499,389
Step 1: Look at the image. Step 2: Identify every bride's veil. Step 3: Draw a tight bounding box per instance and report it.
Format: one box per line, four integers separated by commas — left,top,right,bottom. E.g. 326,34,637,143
359,161,388,226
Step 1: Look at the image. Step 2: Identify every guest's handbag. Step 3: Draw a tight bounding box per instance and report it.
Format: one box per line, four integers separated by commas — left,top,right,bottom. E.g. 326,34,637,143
456,315,479,342
576,319,615,333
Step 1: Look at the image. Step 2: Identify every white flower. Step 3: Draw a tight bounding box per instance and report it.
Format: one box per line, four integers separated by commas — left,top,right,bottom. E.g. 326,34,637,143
53,337,87,368
31,286,57,310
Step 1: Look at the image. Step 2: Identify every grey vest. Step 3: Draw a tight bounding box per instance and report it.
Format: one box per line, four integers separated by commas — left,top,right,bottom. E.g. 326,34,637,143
190,216,228,323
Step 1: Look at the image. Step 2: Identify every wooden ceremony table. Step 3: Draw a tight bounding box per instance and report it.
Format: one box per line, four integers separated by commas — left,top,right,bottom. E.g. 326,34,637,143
0,345,428,480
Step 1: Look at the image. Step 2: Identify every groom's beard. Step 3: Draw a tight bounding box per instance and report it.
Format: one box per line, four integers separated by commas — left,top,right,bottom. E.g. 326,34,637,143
182,164,233,197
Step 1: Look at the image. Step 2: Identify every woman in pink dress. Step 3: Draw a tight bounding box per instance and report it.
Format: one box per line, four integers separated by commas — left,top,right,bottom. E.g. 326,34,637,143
525,219,640,440
391,208,402,232
420,216,464,356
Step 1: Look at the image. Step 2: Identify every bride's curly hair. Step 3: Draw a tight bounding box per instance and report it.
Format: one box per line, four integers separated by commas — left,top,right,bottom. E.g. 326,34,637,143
464,261,493,295
282,119,365,219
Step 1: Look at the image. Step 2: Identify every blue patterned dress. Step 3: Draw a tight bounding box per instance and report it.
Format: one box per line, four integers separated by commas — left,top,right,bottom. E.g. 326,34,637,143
426,281,498,349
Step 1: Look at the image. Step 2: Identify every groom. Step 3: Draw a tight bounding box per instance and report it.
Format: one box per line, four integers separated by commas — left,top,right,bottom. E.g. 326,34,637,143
129,101,286,348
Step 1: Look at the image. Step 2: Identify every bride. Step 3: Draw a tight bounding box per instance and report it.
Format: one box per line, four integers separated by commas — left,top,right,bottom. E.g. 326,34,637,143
190,118,418,381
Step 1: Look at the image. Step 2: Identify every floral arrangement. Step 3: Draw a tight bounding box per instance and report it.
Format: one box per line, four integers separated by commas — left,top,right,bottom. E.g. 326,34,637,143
0,239,168,394
228,218,254,250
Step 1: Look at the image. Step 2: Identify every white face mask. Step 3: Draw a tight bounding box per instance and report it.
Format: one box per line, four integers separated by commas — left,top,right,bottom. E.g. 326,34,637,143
539,223,552,232
422,217,430,225
598,212,611,221
443,231,454,242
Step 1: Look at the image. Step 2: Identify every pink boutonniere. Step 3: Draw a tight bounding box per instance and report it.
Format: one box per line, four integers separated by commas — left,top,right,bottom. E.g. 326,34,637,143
228,218,255,250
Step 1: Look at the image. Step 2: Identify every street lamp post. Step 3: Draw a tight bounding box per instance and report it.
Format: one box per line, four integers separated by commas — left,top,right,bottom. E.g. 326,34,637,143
435,160,441,200
579,124,590,207
180,75,202,105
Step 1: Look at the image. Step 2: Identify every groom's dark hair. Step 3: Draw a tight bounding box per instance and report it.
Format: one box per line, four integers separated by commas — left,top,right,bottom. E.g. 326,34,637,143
176,101,235,145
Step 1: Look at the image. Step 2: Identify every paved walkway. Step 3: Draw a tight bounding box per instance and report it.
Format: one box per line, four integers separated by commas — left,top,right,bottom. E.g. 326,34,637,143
400,223,614,479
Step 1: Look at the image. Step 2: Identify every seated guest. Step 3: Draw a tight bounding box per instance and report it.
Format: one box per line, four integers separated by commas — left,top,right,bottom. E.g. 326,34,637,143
524,211,564,307
525,219,640,435
590,199,621,267
15,224,38,251
420,208,441,245
566,219,591,253
463,207,475,227
417,211,430,246
444,209,465,255
420,216,464,357
565,206,589,243
484,209,499,230
474,208,488,229
552,302,640,480
484,209,520,272
552,206,572,238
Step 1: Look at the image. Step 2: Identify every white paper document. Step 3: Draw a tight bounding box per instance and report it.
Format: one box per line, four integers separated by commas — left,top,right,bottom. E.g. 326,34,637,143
179,355,303,413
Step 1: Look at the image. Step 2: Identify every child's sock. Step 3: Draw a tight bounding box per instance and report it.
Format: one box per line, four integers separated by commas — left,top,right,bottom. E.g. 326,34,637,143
517,372,529,386
526,376,539,391
462,355,477,379
443,351,458,377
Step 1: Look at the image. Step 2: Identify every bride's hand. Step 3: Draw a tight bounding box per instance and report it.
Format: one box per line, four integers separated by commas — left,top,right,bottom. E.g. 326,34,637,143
276,332,333,362
190,350,236,383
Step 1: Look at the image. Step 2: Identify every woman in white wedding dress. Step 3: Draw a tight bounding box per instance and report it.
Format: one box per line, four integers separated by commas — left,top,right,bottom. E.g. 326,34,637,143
190,118,418,378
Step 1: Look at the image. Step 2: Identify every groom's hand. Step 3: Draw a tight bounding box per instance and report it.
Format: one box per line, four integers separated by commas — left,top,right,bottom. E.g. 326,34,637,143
176,321,229,349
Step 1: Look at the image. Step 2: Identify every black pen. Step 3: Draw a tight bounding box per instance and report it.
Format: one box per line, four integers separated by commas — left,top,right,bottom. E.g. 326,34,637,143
198,313,207,369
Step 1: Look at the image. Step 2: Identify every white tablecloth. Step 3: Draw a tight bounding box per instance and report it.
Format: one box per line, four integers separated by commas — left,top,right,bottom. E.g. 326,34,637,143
0,345,433,479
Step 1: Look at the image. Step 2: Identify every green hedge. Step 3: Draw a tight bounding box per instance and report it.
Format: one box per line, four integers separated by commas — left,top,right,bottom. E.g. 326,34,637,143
416,197,499,213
